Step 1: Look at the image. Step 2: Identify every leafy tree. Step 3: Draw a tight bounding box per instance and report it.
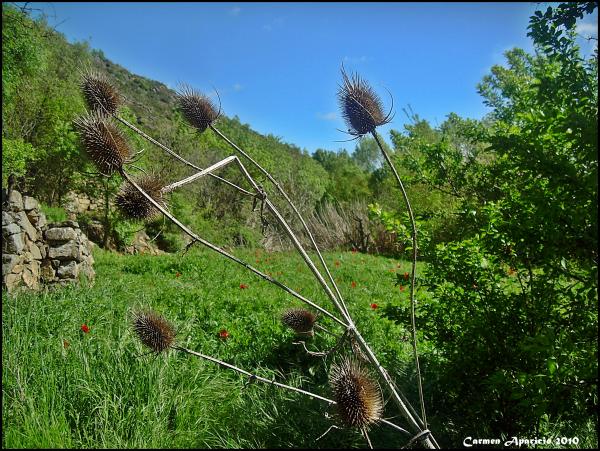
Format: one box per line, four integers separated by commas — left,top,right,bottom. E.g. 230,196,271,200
351,136,385,172
384,2,598,444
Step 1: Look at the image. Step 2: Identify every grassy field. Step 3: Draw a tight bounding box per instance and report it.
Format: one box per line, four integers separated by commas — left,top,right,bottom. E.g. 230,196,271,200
2,247,426,449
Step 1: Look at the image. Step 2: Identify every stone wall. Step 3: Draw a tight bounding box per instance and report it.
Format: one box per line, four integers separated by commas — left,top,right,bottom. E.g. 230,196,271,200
2,190,95,293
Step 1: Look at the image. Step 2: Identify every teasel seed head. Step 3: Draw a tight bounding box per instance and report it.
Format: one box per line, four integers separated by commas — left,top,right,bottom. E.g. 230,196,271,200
176,84,220,133
329,358,383,429
281,308,317,335
115,174,166,221
81,69,122,115
337,66,393,137
132,309,176,354
73,111,132,175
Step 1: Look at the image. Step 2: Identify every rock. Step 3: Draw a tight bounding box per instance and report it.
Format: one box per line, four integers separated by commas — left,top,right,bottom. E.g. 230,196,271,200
40,260,56,282
22,251,33,263
2,211,12,226
23,196,39,211
16,211,37,241
30,243,42,260
48,242,81,261
4,232,24,254
37,242,47,259
2,254,20,276
60,220,79,228
36,212,47,229
22,267,39,290
5,273,21,291
11,264,24,274
5,190,23,212
45,227,77,242
3,222,21,236
57,261,79,279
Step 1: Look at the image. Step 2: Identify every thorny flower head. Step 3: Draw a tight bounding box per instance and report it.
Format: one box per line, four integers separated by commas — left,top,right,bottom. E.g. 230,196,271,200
337,66,393,138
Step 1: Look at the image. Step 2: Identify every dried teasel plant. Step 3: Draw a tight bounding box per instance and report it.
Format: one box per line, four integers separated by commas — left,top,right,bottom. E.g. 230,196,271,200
337,65,393,139
132,309,176,354
329,358,384,430
115,173,167,221
73,110,132,175
75,70,439,449
81,68,123,115
281,308,318,335
338,66,428,436
176,84,220,133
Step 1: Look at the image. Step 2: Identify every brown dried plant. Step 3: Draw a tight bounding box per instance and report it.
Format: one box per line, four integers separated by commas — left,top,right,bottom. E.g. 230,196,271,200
75,70,438,449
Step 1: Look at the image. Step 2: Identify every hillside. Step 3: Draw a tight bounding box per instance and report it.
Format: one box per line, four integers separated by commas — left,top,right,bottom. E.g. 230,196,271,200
2,4,330,249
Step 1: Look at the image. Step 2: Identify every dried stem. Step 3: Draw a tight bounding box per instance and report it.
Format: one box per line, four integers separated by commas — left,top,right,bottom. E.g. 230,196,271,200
210,124,351,317
120,169,349,329
173,345,335,404
371,131,427,429
115,116,255,198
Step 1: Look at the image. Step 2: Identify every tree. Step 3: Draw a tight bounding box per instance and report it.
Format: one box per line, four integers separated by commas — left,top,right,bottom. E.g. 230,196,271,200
351,136,385,172
383,1,598,443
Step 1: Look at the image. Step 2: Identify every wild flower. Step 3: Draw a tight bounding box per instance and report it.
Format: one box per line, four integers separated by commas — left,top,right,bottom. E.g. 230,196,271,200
218,329,230,339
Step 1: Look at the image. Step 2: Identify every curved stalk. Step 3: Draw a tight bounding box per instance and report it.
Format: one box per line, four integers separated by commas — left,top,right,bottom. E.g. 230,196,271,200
115,116,255,198
210,124,351,317
371,131,427,430
120,169,349,329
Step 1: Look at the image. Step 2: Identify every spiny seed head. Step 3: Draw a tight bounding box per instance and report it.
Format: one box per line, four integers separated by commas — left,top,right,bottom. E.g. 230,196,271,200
81,69,122,115
176,84,219,133
116,174,166,221
281,308,317,334
132,310,175,354
73,111,131,175
329,358,383,429
338,67,392,137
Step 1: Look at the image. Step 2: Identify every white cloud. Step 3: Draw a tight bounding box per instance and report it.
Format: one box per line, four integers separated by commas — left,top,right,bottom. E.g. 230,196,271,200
317,112,337,121
576,21,598,36
263,17,284,32
229,6,241,16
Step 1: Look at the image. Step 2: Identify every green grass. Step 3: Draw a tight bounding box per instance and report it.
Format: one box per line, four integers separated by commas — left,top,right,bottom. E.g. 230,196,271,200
2,247,422,449
39,203,68,223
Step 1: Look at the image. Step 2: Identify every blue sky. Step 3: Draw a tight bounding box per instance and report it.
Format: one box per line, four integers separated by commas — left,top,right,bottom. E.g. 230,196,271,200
27,2,598,153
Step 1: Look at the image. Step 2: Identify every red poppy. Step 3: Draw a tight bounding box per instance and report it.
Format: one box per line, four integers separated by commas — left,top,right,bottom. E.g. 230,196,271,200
403,272,409,280
334,260,341,267
255,259,260,263
81,324,90,333
399,285,405,292
175,272,181,278
351,281,357,288
218,329,229,339
370,303,379,310
240,284,249,289
351,248,357,254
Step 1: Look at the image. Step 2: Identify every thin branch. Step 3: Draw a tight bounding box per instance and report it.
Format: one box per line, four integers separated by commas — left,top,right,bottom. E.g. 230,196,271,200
372,131,428,430
120,169,349,329
210,124,352,318
115,116,255,198
173,346,335,404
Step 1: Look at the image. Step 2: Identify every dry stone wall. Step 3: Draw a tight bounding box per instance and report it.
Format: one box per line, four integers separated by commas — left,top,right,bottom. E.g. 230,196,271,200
2,189,95,293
